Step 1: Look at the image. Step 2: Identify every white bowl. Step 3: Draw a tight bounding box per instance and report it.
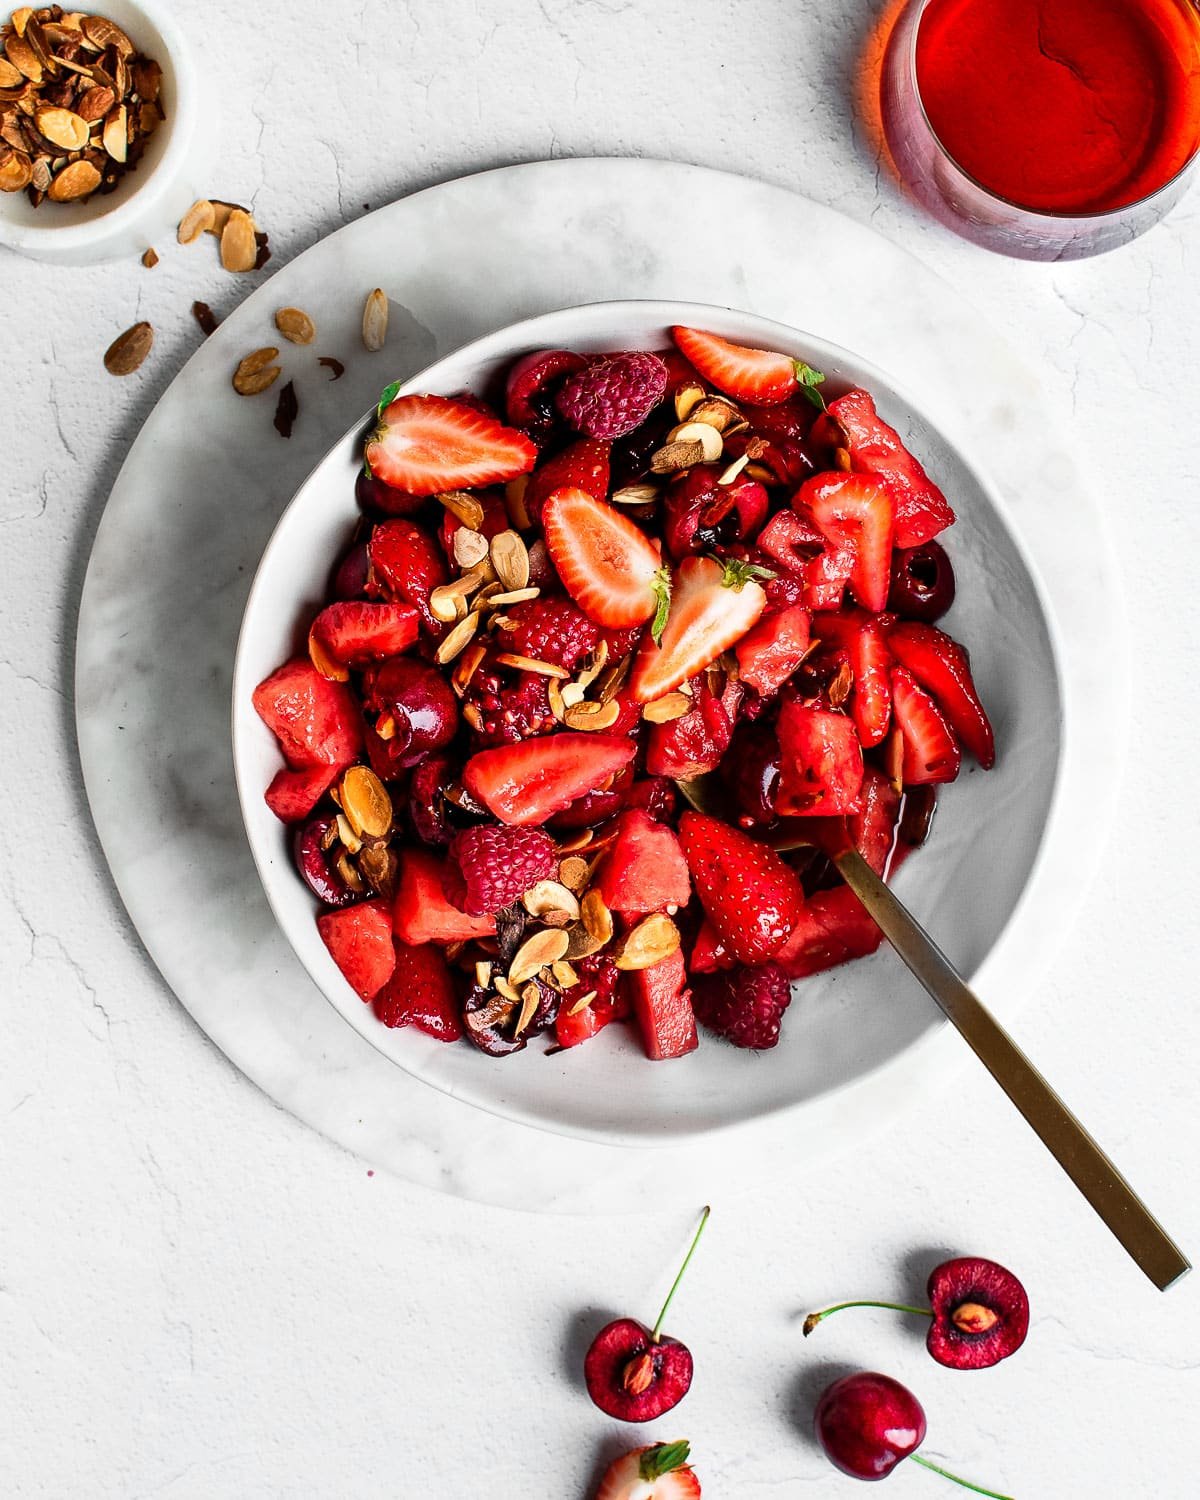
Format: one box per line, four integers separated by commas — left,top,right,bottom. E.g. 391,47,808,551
0,0,209,264
233,300,1063,1145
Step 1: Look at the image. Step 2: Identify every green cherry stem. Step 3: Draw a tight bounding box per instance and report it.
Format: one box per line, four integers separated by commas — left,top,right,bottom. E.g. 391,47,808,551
911,1454,1014,1500
802,1300,933,1336
650,1206,711,1343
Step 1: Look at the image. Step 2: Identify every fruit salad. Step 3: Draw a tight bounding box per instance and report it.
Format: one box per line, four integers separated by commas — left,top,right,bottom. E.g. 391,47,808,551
252,325,994,1060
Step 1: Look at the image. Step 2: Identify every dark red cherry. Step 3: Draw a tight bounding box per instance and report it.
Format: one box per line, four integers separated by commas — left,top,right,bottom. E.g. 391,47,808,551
815,1372,925,1480
330,540,371,600
361,657,458,769
584,1318,694,1423
926,1257,1029,1371
888,541,956,622
356,467,426,518
294,816,358,907
725,722,781,825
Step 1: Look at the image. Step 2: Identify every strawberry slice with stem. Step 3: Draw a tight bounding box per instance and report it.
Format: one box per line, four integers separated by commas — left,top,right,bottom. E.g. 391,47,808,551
629,555,769,703
886,620,995,767
595,1442,701,1500
365,392,536,496
798,472,895,614
671,325,827,408
891,665,962,784
542,485,668,628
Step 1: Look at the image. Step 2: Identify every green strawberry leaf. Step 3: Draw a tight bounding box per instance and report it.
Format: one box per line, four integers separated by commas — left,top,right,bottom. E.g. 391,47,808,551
651,567,673,645
794,360,828,411
376,379,402,417
717,556,777,590
639,1442,692,1482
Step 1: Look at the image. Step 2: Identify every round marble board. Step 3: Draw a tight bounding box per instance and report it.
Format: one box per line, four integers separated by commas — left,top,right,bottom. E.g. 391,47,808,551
75,159,1123,1213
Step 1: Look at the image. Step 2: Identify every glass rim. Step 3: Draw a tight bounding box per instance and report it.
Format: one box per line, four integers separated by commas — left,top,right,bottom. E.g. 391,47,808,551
900,0,1200,224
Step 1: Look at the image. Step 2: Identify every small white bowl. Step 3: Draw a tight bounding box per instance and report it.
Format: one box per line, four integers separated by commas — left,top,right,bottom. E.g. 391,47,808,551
233,300,1064,1145
0,0,209,264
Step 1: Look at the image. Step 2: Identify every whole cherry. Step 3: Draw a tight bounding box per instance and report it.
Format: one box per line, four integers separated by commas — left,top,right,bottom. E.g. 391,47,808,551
804,1256,1029,1371
888,541,956,622
584,1207,710,1422
815,1372,1011,1496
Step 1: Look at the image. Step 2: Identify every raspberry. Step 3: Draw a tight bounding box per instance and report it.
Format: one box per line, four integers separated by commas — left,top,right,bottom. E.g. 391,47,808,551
504,597,599,671
444,825,558,915
691,963,792,1049
555,352,669,440
464,664,557,746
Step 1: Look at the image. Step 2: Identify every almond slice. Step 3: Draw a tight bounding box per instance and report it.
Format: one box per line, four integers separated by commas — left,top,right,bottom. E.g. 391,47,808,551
522,881,580,922
436,490,484,530
558,856,590,894
275,307,316,344
580,889,614,947
567,989,599,1016
650,438,705,474
641,692,692,723
551,959,580,989
509,927,570,986
103,320,153,377
665,421,724,461
434,610,481,665
512,982,542,1038
233,347,281,396
494,652,569,680
220,209,258,273
339,766,393,840
564,925,603,960
177,198,214,244
613,913,681,970
47,157,99,200
611,482,658,506
487,587,540,607
101,103,126,162
563,698,621,731
474,960,494,989
717,453,751,486
687,397,742,433
452,527,491,570
34,105,87,150
490,530,530,591
362,287,388,351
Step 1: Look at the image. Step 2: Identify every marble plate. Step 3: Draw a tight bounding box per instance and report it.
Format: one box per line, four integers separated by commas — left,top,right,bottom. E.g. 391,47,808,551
75,159,1124,1210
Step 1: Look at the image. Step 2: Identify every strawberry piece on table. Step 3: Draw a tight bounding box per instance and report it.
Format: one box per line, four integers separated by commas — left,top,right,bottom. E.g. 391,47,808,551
886,620,995,767
678,811,805,965
372,939,462,1041
523,437,611,521
826,388,955,548
264,762,340,824
773,885,883,979
252,658,364,769
891,666,963,784
671,324,824,408
309,600,420,675
776,700,865,816
812,608,894,747
367,518,448,634
735,603,812,696
629,555,767,703
592,809,691,915
627,947,699,1061
365,393,536,496
462,732,637,826
542,486,667,628
392,847,497,944
316,899,396,1001
798,472,895,614
594,1441,702,1500
644,677,734,780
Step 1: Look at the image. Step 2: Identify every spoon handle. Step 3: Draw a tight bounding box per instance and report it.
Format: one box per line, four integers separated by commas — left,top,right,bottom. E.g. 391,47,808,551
833,847,1190,1291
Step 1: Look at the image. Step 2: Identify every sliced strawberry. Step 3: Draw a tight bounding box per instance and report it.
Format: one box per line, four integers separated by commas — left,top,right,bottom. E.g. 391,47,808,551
367,518,448,634
812,609,893,747
523,438,611,522
690,917,735,973
316,899,395,1001
891,666,962,784
392,847,497,944
805,765,902,876
773,885,883,979
252,658,363,769
775,700,865,816
827,389,955,547
735,604,812,696
594,1442,702,1500
755,510,853,611
462,732,637,826
644,676,734,780
886,621,995,767
797,472,894,613
372,939,462,1041
309,600,419,673
264,762,340,823
542,486,665,628
629,556,767,703
627,947,699,1061
592,810,691,915
365,394,536,496
678,811,805,965
671,325,821,407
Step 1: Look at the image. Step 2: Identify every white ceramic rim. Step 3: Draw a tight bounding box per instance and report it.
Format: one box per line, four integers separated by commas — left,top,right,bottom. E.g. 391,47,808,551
0,0,197,256
231,296,1068,1147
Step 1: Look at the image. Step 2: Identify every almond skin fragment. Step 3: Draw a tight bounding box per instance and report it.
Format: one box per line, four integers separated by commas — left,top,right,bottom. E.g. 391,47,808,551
103,320,153,376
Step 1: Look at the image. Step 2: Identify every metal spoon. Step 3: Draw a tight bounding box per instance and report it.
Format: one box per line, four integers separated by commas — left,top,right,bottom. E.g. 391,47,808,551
677,773,1190,1291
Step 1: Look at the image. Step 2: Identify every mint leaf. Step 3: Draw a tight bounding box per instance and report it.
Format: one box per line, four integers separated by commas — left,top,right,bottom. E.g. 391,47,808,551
376,379,402,416
794,360,827,412
651,567,673,645
639,1442,691,1482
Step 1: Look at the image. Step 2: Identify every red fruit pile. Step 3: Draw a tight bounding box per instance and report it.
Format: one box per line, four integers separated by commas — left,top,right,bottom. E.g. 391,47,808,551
253,327,995,1060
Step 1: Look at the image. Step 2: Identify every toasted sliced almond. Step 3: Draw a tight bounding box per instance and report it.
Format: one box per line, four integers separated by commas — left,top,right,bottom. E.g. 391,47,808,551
745,463,775,485
334,813,362,855
564,924,603,960
35,104,87,149
666,421,724,461
0,148,31,192
474,959,493,988
674,381,705,421
47,156,99,200
453,526,491,570
375,714,398,740
177,198,214,244
275,306,315,344
580,889,614,947
512,983,542,1038
334,851,366,894
650,438,705,474
233,347,281,396
547,678,567,722
560,682,586,709
205,199,240,236
574,640,609,691
490,530,530,592
0,59,23,89
103,320,152,376
4,34,41,83
688,397,742,432
558,856,590,895
567,989,599,1016
594,652,633,705
563,698,621,731
551,959,579,989
523,881,580,922
429,584,468,624
141,246,158,269
220,208,258,272
611,482,658,506
436,490,484,530
451,640,488,696
488,587,540,608
717,453,751,486
81,14,133,53
101,103,126,162
641,692,692,723
504,475,532,531
340,766,393,840
434,609,480,664
509,928,570,986
494,652,569,680
613,913,681,970
308,627,348,681
362,287,388,351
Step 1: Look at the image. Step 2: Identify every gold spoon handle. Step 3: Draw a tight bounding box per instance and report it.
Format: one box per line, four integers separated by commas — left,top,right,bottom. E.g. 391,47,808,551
833,847,1190,1291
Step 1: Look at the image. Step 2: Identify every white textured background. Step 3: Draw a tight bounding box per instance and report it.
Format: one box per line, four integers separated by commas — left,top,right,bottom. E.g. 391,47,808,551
2,1,1198,1495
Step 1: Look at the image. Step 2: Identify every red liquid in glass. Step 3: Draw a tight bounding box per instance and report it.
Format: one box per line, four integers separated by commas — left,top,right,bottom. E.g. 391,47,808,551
914,0,1200,214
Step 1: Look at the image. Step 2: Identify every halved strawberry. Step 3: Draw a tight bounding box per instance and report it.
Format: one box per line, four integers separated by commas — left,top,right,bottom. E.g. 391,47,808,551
365,394,536,496
542,486,666,628
372,939,462,1041
392,847,497,944
891,665,962,784
264,762,340,823
316,899,395,1001
309,600,419,674
773,885,883,979
595,1441,702,1500
592,809,691,914
812,609,893,747
797,472,894,613
462,732,637,826
735,604,812,696
671,325,824,408
775,700,865,816
523,437,611,522
826,389,955,547
678,811,805,965
629,556,767,703
886,621,995,767
367,518,448,634
252,658,363,769
627,948,699,1061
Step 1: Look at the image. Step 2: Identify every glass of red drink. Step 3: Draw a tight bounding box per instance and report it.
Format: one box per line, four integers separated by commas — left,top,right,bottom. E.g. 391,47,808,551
881,0,1200,258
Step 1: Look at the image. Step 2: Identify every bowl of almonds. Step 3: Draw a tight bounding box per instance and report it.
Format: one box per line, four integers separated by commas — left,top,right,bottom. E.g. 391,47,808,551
0,0,205,263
